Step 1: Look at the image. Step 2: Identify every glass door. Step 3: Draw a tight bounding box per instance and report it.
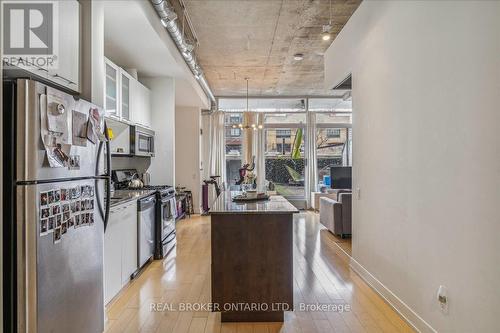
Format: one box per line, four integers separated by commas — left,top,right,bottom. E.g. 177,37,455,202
264,113,306,199
315,112,352,190
316,127,351,187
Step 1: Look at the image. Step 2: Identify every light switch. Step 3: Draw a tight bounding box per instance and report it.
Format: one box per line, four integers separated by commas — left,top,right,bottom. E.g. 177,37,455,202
356,187,361,200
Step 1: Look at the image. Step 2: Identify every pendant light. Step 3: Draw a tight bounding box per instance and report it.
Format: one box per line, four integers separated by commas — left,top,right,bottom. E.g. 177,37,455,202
232,78,263,130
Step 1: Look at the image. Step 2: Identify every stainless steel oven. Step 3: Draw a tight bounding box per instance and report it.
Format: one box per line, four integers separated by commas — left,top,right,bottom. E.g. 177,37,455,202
155,189,177,259
130,125,155,157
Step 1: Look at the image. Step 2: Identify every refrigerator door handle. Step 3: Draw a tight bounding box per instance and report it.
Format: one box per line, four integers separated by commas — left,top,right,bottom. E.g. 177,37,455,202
95,122,112,232
104,137,111,232
95,142,105,222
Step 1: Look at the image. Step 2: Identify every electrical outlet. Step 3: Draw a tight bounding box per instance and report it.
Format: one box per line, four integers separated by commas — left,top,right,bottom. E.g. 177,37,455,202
437,285,449,313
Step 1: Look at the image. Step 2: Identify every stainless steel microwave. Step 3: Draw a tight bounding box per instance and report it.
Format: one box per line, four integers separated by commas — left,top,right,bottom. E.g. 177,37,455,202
130,125,155,157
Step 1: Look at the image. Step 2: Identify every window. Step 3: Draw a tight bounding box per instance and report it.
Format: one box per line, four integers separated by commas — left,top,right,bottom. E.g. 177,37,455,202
218,98,306,113
224,113,243,185
312,99,353,191
276,129,291,138
316,113,352,124
264,113,306,124
308,98,352,112
228,114,242,124
326,128,341,138
265,127,306,198
226,128,241,137
218,97,353,201
316,127,352,188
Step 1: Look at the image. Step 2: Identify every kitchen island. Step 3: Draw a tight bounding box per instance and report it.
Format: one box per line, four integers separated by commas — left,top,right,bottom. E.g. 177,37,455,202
210,191,299,322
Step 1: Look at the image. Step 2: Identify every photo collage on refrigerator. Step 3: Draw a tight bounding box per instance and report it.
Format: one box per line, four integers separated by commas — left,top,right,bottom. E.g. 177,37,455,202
39,184,95,243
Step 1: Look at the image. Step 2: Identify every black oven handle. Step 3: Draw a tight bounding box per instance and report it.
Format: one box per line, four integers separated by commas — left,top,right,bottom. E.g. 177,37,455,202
163,230,176,244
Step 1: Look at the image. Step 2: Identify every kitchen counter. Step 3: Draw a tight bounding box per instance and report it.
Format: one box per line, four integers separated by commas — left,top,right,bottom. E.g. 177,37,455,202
211,191,297,322
109,189,156,207
210,191,298,215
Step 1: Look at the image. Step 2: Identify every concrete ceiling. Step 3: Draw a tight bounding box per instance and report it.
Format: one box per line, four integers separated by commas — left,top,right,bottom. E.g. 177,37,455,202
184,0,361,96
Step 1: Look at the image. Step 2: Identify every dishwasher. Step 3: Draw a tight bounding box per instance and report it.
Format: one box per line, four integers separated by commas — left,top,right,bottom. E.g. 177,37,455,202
137,194,156,269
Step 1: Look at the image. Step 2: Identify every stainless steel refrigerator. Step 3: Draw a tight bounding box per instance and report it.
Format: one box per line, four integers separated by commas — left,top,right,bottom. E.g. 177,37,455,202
2,79,111,333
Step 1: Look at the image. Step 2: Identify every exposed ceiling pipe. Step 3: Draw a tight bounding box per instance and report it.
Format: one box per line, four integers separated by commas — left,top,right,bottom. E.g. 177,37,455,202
150,0,216,106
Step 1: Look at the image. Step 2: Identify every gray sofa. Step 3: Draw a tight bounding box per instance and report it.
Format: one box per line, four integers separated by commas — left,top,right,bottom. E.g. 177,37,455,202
319,193,352,238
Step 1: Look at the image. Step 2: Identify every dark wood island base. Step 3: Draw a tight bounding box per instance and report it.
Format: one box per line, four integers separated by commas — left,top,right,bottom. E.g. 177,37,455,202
210,192,298,322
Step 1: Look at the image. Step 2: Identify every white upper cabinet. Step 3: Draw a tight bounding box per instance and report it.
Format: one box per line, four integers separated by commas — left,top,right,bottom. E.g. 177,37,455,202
129,80,152,128
48,0,80,92
104,58,151,128
120,71,131,121
7,0,80,91
105,59,120,118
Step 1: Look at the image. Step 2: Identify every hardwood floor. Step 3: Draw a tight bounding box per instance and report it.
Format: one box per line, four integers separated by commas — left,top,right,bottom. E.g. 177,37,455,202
105,212,415,333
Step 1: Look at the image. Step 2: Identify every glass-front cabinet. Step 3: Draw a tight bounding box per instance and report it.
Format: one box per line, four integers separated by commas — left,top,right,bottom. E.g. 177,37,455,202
104,58,132,122
121,73,130,121
105,59,119,118
104,58,151,127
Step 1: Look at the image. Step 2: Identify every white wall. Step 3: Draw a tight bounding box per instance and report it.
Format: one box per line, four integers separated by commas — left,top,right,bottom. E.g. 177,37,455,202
325,2,500,332
175,107,201,213
142,77,176,186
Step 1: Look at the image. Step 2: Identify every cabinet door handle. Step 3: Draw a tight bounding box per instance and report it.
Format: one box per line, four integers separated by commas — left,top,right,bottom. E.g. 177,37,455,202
51,73,76,85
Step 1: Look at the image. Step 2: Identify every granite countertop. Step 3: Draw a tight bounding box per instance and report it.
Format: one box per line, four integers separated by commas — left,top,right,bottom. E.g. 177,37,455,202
108,189,156,207
210,191,299,215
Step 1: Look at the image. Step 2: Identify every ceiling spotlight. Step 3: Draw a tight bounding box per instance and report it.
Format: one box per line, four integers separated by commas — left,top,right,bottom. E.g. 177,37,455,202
232,124,237,129
258,124,263,129
251,124,256,128
293,53,304,61
322,0,333,41
238,123,243,128
321,24,332,41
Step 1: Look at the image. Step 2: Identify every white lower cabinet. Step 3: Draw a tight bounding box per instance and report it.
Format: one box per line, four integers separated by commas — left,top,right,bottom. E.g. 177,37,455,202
104,200,138,304
121,202,138,284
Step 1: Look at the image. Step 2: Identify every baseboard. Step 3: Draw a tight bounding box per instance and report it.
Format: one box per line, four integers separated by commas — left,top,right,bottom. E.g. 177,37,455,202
349,258,437,333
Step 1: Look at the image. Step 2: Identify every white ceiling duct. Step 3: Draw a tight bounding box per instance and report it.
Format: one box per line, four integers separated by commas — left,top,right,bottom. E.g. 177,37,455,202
150,0,216,105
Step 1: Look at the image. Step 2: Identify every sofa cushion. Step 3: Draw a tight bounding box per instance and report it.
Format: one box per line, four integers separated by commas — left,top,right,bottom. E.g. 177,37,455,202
319,197,335,231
